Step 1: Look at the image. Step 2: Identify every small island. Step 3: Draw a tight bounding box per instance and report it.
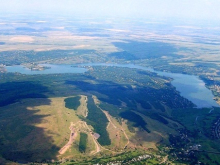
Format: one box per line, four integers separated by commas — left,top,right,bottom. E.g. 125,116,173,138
25,63,51,71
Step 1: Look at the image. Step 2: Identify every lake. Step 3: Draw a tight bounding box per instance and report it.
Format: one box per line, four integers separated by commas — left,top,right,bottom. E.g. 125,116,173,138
6,63,219,108
6,64,87,75
156,71,219,108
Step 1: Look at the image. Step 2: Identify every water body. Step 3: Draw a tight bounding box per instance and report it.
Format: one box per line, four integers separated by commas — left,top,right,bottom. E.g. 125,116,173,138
156,71,219,108
6,64,87,75
6,63,219,108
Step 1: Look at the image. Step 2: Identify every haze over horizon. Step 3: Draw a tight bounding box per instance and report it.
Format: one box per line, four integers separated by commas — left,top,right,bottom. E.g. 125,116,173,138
1,0,220,22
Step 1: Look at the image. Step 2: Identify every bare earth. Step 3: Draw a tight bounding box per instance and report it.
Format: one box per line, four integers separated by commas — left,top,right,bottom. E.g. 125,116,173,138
59,122,77,155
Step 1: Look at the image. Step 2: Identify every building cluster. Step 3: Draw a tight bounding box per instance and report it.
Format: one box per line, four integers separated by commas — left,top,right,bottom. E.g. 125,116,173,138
94,154,151,165
129,154,151,163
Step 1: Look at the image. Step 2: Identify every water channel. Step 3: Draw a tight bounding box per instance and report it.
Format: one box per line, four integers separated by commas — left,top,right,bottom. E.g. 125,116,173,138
5,63,219,108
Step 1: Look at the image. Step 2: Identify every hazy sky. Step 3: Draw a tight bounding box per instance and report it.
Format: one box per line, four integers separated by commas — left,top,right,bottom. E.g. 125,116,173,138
1,0,220,20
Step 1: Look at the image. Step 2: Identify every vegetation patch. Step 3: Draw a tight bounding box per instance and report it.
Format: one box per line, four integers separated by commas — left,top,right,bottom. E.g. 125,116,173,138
120,111,150,133
151,101,166,112
65,150,154,165
79,133,88,153
109,51,137,60
64,96,81,110
111,41,178,60
86,96,111,145
0,49,95,65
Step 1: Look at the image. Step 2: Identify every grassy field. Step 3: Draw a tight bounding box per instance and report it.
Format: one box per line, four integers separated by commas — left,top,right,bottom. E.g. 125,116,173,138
79,133,88,153
104,111,128,151
0,94,165,163
0,97,80,162
76,95,88,117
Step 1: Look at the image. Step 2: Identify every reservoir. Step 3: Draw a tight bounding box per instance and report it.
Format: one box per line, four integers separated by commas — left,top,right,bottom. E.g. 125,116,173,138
6,63,219,108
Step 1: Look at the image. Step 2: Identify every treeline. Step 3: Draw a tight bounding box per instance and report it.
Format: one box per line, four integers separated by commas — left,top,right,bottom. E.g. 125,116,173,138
120,111,150,133
64,96,81,110
86,96,111,145
79,133,88,153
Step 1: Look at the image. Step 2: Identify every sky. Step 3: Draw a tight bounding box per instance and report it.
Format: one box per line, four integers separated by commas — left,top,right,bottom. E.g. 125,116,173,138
1,0,220,21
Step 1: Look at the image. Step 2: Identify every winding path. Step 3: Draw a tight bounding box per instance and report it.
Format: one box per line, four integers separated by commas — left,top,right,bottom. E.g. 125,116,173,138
102,110,117,129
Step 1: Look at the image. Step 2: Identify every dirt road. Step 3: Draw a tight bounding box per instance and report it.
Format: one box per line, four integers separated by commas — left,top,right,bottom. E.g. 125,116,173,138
59,123,77,155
